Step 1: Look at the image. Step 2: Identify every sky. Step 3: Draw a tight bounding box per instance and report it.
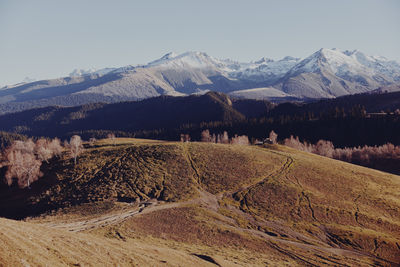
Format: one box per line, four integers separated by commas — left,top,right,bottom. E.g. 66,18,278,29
0,0,399,86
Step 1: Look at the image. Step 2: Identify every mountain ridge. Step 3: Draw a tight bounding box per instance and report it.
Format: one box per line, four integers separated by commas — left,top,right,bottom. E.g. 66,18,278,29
1,48,399,114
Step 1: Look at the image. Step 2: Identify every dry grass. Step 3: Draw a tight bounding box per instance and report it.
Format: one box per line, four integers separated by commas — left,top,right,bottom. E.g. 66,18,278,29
0,217,236,267
0,138,400,266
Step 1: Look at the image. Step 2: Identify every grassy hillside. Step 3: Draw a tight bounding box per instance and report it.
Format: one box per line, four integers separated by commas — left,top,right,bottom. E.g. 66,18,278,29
0,139,399,266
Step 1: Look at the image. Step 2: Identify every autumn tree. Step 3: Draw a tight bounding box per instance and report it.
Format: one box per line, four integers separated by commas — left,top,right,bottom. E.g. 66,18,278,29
0,138,63,188
4,150,42,188
283,135,313,152
180,134,191,142
230,135,249,145
312,140,334,158
269,130,278,144
211,133,216,143
35,138,63,162
67,135,84,165
48,138,63,157
12,139,35,154
107,133,116,145
89,137,97,146
35,138,52,162
216,134,221,144
221,131,229,144
201,130,212,142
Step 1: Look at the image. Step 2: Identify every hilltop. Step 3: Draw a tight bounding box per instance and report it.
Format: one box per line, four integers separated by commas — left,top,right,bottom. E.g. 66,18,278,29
0,139,399,266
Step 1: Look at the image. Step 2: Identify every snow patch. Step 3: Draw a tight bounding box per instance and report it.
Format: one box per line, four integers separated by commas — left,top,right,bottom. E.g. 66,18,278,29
230,87,292,99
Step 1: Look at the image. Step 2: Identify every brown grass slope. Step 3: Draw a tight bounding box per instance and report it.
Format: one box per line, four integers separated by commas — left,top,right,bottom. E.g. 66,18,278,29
0,217,226,267
0,138,399,266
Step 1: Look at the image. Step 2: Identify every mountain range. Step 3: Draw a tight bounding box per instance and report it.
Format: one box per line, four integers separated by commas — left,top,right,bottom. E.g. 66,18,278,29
1,48,400,114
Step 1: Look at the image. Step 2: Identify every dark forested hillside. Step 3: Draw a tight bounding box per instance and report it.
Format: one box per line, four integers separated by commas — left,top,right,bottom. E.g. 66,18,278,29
270,90,400,117
0,92,251,138
1,91,400,147
0,131,27,149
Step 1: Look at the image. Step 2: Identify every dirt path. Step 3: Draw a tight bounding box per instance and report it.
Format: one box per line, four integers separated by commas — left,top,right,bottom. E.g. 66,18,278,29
39,146,386,266
42,200,182,232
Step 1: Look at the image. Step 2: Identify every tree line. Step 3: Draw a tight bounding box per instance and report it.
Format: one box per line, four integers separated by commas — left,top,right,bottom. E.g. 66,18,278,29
0,136,84,188
283,134,400,175
180,130,250,145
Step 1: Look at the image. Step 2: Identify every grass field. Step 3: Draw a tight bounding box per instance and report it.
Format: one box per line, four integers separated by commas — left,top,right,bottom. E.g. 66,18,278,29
0,138,399,266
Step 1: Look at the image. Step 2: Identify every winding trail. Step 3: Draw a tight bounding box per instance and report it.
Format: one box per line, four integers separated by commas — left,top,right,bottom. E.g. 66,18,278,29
38,145,388,266
42,200,181,232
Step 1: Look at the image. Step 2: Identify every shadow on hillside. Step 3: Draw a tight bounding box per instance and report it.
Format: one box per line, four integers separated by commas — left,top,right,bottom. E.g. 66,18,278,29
0,158,64,219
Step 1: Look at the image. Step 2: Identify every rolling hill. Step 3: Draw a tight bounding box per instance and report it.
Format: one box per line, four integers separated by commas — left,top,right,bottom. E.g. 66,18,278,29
0,139,399,266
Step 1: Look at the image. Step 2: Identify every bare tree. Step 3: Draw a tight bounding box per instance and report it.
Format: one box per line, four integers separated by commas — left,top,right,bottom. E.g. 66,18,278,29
201,130,211,142
269,130,278,144
221,131,229,144
35,138,63,162
211,133,216,143
230,135,249,145
184,134,190,142
180,134,190,142
5,151,42,188
89,137,97,146
12,139,35,154
3,144,43,188
107,133,116,145
312,140,334,158
216,134,221,144
48,138,63,157
35,138,53,162
0,138,64,188
283,135,313,152
67,135,84,165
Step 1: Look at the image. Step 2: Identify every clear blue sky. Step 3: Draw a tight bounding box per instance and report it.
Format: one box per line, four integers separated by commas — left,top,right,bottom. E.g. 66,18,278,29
1,0,399,86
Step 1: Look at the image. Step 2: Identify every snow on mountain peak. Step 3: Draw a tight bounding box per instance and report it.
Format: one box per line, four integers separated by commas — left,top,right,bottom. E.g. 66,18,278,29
254,57,274,64
69,67,116,77
282,56,299,61
160,52,178,60
289,48,370,75
22,77,36,83
146,51,223,70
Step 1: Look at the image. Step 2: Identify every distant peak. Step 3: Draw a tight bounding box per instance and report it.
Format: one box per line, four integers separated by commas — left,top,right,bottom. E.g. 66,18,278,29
319,48,336,53
160,52,178,60
343,49,360,56
180,51,210,58
255,57,274,64
22,77,36,83
281,56,299,61
313,48,346,59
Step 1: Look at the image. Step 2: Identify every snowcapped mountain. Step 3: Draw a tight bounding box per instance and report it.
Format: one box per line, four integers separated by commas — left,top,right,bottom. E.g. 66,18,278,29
69,68,116,77
279,48,400,98
0,48,399,113
0,77,37,90
228,56,300,83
